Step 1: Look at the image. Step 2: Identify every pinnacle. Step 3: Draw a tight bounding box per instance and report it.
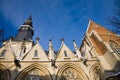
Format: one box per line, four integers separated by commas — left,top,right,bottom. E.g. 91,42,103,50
23,15,33,27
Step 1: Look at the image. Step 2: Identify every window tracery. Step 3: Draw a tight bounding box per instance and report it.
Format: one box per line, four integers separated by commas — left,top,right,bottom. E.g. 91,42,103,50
109,40,120,56
61,68,82,80
93,68,102,80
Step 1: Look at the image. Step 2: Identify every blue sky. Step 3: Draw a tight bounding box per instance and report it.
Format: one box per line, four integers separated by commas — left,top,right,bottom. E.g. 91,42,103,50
0,0,115,50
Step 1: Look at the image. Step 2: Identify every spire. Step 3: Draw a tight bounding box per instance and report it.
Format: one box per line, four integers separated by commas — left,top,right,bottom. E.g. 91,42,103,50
48,39,55,60
73,40,78,51
73,40,82,59
23,15,33,27
14,15,34,41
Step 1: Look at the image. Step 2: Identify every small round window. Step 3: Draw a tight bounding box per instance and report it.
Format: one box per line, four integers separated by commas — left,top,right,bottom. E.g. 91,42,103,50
109,40,120,56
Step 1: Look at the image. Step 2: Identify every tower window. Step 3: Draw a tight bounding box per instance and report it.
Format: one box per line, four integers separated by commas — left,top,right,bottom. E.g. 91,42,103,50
64,50,68,57
34,50,38,58
0,50,6,57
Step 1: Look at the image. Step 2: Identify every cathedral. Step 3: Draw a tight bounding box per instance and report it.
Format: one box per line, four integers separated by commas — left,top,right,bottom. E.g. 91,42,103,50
0,16,120,80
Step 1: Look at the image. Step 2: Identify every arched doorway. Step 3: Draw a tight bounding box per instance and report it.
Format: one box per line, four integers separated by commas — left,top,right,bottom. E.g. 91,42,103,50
89,63,103,80
56,63,89,80
16,63,52,80
0,64,10,80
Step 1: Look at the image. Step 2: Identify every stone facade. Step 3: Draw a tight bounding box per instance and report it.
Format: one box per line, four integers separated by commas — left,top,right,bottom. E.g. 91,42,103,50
0,16,120,80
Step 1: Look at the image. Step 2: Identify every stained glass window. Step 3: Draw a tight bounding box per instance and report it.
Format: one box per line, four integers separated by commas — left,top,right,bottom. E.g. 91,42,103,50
109,40,120,57
23,69,45,80
61,68,82,80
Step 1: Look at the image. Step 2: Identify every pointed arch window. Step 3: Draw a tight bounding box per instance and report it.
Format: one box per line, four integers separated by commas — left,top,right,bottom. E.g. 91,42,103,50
21,45,26,53
34,50,38,58
92,68,102,80
109,40,120,57
64,50,70,60
64,50,68,57
23,47,26,53
23,69,48,80
0,49,6,58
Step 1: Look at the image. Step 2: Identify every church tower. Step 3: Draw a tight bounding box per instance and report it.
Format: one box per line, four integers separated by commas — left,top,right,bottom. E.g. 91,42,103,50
14,15,34,41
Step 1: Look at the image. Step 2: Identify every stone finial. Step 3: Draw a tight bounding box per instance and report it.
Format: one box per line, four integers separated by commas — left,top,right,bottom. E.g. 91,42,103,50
49,39,52,47
61,38,64,41
61,38,64,44
88,18,92,21
49,39,52,41
73,40,83,59
36,37,40,42
23,15,33,27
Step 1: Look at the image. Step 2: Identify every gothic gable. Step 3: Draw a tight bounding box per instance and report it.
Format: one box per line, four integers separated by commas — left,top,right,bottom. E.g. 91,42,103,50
83,20,120,71
85,20,120,55
0,42,15,61
56,42,77,61
22,43,49,61
56,63,89,80
87,20,120,45
16,63,52,80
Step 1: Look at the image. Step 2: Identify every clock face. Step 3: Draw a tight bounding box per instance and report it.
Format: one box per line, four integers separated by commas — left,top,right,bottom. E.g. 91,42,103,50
109,40,120,56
